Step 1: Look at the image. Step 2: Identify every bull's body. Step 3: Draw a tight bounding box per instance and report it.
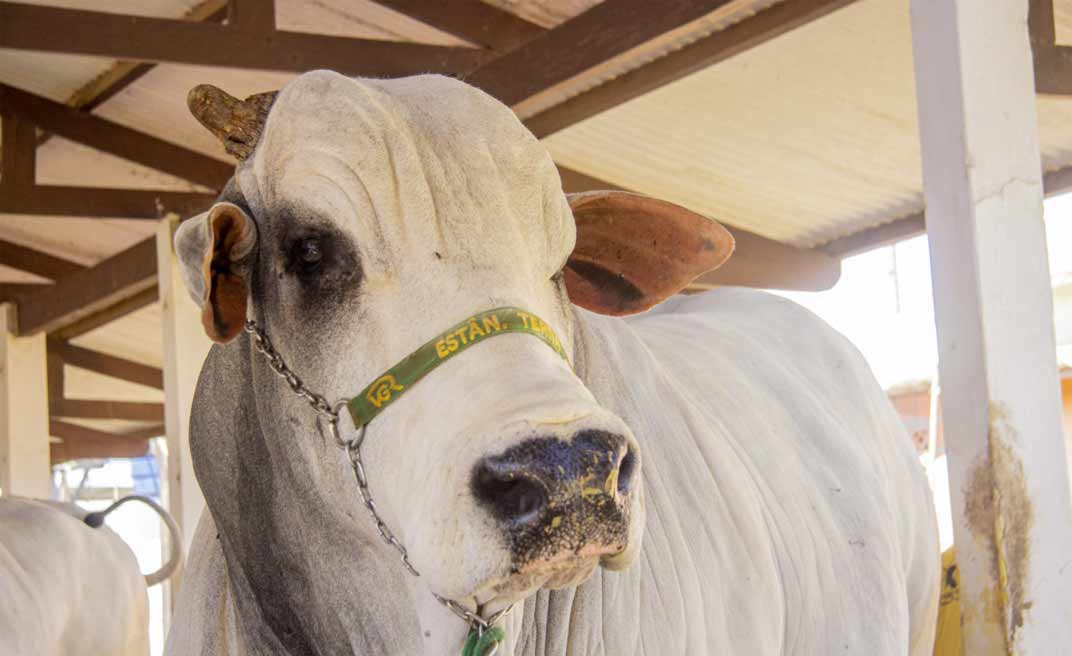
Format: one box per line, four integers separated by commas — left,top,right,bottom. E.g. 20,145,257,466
0,498,150,656
168,287,939,654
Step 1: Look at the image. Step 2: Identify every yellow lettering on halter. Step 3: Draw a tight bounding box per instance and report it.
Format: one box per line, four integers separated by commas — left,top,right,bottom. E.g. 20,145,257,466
366,374,404,409
467,319,485,341
483,315,502,333
435,339,449,359
445,334,459,354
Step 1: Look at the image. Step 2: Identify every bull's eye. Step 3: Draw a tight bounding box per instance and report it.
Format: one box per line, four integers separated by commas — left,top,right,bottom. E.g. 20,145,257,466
297,237,322,269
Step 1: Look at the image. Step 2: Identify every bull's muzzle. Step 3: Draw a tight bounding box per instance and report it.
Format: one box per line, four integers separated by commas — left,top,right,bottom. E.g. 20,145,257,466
471,430,637,565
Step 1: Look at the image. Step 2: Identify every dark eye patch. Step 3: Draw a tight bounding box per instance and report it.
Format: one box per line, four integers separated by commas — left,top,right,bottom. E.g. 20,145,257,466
277,219,363,314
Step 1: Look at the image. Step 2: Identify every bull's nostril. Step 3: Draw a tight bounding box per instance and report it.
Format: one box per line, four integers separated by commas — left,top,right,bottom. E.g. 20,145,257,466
617,448,637,495
472,462,548,525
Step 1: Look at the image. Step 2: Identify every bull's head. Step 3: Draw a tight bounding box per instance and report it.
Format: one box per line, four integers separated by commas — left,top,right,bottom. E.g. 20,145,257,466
177,71,732,651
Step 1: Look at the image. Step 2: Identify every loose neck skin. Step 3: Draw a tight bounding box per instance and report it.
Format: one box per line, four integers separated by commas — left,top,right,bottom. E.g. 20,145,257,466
213,306,627,655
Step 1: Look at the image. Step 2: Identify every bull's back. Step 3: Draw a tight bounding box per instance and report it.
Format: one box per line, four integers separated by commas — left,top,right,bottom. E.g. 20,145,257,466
579,288,938,654
0,497,149,656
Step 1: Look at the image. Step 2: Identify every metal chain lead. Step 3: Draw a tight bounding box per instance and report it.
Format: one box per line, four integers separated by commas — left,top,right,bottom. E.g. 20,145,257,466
244,320,512,633
245,321,334,418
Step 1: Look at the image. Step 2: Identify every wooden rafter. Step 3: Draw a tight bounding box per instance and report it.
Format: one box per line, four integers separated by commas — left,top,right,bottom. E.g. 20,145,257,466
0,185,215,219
523,0,860,138
52,399,165,423
49,420,151,464
374,0,545,51
1034,46,1072,95
0,2,488,76
1030,0,1056,46
49,339,163,390
818,212,925,258
47,346,64,407
820,160,1072,258
0,84,231,189
1029,0,1072,95
17,238,157,336
36,2,230,147
466,0,736,108
228,0,276,33
50,287,159,341
0,283,48,302
558,166,841,291
1,113,35,187
0,239,85,279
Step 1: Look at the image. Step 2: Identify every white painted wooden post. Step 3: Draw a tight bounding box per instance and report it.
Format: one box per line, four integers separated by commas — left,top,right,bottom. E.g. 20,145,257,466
911,0,1072,652
156,215,212,604
0,304,51,498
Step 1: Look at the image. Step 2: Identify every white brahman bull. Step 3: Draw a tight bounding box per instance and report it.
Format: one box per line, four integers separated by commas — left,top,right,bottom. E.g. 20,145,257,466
165,71,939,655
0,495,181,656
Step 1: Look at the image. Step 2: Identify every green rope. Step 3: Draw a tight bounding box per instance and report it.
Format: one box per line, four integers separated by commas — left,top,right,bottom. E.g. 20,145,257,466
461,626,505,656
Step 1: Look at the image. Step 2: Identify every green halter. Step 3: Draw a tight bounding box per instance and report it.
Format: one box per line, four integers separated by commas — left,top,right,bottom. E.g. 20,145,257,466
249,306,567,655
346,307,569,429
343,306,568,656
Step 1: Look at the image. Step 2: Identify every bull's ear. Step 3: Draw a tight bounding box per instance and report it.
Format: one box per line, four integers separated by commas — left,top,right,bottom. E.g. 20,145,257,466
174,202,258,343
565,191,734,315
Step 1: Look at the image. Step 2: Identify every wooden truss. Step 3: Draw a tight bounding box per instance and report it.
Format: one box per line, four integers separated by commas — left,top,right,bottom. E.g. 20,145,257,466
0,0,867,461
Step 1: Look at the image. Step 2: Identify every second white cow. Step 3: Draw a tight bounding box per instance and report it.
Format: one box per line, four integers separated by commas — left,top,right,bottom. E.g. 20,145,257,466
0,495,181,656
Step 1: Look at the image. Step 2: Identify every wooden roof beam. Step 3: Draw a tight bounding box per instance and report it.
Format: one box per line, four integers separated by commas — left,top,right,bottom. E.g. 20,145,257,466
0,283,49,302
0,185,215,219
373,0,545,51
49,339,163,390
0,239,85,279
820,160,1072,258
36,2,230,147
523,0,859,138
52,399,164,423
1033,45,1072,95
229,0,275,34
17,237,157,336
466,0,737,108
0,1,488,76
0,84,231,189
50,287,159,342
1028,1,1072,96
1,113,35,187
49,420,151,464
558,166,840,291
1030,0,1056,46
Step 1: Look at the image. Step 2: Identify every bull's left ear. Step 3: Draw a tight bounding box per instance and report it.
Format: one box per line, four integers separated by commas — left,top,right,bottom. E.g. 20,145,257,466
174,202,258,343
565,191,734,315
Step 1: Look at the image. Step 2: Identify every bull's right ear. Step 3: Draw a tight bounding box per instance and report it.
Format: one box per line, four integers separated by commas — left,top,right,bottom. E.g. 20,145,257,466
174,202,258,343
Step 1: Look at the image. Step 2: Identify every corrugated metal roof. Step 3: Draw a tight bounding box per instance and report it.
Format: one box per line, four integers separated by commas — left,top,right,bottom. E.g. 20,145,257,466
546,0,1072,247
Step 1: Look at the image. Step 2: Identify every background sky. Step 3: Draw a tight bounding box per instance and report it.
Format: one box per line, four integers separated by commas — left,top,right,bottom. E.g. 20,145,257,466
772,194,1072,389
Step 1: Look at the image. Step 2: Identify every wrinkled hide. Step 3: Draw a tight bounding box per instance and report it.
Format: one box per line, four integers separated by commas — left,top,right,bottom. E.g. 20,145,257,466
166,71,938,655
169,273,420,655
169,291,939,655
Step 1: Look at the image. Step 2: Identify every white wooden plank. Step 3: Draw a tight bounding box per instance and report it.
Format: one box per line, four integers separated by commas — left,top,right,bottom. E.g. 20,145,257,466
0,303,50,497
156,215,211,609
910,0,1072,652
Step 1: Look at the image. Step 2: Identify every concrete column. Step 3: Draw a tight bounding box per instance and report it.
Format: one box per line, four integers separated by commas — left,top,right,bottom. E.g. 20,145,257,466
0,303,51,498
911,0,1072,652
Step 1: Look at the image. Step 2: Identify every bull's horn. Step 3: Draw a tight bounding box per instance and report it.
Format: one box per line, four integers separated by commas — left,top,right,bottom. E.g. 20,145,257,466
187,84,278,161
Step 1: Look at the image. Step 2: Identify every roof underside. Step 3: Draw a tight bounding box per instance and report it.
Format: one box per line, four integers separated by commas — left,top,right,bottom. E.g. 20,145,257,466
546,0,1072,248
2,0,1071,441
